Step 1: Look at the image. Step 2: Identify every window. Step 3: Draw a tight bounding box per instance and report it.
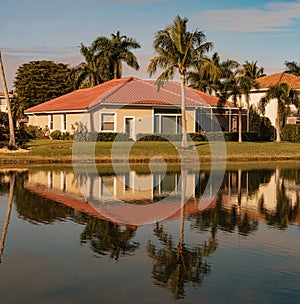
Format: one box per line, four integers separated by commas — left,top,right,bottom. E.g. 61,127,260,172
154,111,182,133
101,113,115,131
62,114,67,131
48,114,54,130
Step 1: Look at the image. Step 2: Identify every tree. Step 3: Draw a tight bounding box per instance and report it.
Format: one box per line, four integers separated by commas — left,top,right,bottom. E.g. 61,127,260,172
260,83,293,142
220,62,261,142
187,52,238,95
14,60,74,109
0,51,16,148
284,60,300,76
147,15,213,148
92,30,141,79
72,44,106,89
241,60,266,79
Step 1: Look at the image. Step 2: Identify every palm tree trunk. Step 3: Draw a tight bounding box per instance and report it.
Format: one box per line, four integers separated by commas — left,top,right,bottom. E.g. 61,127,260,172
178,167,187,255
180,74,188,148
275,104,281,142
0,51,16,148
238,107,242,143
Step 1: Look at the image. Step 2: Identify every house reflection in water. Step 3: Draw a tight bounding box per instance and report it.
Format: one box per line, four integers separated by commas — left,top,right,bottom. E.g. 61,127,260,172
24,167,300,227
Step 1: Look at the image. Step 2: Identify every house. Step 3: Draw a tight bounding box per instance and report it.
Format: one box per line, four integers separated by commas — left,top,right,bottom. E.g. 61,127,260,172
24,77,244,140
240,72,300,126
0,90,7,113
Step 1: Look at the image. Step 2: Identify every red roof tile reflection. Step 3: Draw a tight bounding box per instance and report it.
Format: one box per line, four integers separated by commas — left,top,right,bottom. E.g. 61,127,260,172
25,77,235,113
24,183,215,228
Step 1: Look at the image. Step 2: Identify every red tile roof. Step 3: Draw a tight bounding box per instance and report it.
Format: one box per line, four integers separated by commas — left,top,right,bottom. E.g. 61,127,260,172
25,77,235,113
255,72,300,89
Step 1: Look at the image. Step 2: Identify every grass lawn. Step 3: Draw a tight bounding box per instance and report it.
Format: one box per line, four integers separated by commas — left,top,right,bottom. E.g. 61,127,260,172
1,139,300,164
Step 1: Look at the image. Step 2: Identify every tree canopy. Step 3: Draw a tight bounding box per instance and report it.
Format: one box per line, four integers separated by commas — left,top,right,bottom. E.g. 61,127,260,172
14,60,74,109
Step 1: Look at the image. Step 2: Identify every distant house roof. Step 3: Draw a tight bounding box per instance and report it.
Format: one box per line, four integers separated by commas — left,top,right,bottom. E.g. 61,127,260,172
255,72,300,90
25,77,235,114
0,90,4,97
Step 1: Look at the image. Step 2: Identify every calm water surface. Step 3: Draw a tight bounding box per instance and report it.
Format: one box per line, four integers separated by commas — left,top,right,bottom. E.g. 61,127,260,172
0,164,299,304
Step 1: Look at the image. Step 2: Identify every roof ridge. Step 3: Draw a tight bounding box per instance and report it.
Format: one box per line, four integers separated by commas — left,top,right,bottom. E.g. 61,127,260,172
88,77,135,108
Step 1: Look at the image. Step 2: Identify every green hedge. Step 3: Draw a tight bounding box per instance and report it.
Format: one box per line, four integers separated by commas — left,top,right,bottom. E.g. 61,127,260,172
136,132,259,142
281,124,300,142
96,132,131,142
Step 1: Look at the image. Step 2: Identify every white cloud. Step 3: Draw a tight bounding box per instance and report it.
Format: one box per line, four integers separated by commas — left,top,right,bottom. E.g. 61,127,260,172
193,0,300,32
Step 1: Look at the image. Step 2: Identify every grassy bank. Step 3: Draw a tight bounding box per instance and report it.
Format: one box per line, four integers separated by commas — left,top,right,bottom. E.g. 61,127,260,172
1,139,300,164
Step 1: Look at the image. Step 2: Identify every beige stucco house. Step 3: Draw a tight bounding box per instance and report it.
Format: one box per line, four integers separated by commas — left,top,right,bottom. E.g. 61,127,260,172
24,77,241,140
235,72,300,127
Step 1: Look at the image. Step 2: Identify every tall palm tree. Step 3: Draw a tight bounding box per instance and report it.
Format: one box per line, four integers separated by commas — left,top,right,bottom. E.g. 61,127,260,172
221,65,260,142
147,15,213,148
92,31,141,79
260,83,292,142
284,61,300,76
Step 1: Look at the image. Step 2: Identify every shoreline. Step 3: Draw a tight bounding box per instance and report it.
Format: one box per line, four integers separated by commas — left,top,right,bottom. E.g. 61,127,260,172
1,140,300,165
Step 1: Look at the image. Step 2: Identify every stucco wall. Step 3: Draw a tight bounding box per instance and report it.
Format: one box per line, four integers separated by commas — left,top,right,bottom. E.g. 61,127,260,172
230,91,277,126
27,113,84,133
27,106,196,137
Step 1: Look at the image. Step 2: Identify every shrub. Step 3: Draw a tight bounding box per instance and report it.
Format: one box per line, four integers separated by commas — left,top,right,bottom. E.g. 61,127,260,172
281,124,300,142
50,130,63,140
249,106,274,141
97,132,131,142
20,125,45,139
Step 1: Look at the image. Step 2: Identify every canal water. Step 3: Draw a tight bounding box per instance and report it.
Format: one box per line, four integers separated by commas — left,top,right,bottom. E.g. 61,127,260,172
0,164,299,303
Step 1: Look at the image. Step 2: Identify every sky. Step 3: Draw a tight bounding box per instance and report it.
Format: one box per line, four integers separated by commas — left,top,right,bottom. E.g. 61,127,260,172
1,0,300,89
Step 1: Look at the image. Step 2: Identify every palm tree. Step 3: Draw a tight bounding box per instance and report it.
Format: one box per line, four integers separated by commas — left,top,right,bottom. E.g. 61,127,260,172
147,15,213,148
221,64,260,142
92,31,141,79
11,97,26,128
260,83,292,142
0,51,16,148
284,61,300,76
241,60,266,79
187,52,238,95
72,44,105,89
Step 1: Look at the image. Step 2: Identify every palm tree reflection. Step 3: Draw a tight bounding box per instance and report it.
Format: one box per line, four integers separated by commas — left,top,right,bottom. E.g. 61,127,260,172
0,172,15,263
80,217,139,261
147,168,217,299
147,223,217,299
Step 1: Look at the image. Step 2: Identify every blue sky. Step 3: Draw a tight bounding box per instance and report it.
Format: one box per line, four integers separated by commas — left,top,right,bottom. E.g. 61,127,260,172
1,0,300,88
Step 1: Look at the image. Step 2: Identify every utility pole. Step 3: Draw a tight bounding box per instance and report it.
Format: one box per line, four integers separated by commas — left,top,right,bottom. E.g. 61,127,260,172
0,51,16,148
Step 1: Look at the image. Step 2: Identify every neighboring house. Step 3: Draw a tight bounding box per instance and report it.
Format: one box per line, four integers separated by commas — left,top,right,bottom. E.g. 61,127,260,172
24,77,244,140
240,72,300,126
0,90,7,113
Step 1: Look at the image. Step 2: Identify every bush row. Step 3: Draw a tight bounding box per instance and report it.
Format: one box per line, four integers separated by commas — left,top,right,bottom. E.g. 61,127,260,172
47,130,267,142
136,132,260,142
281,124,300,142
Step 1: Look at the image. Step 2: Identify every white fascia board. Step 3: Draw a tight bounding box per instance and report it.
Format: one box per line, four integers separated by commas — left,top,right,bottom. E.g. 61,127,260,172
25,109,88,115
